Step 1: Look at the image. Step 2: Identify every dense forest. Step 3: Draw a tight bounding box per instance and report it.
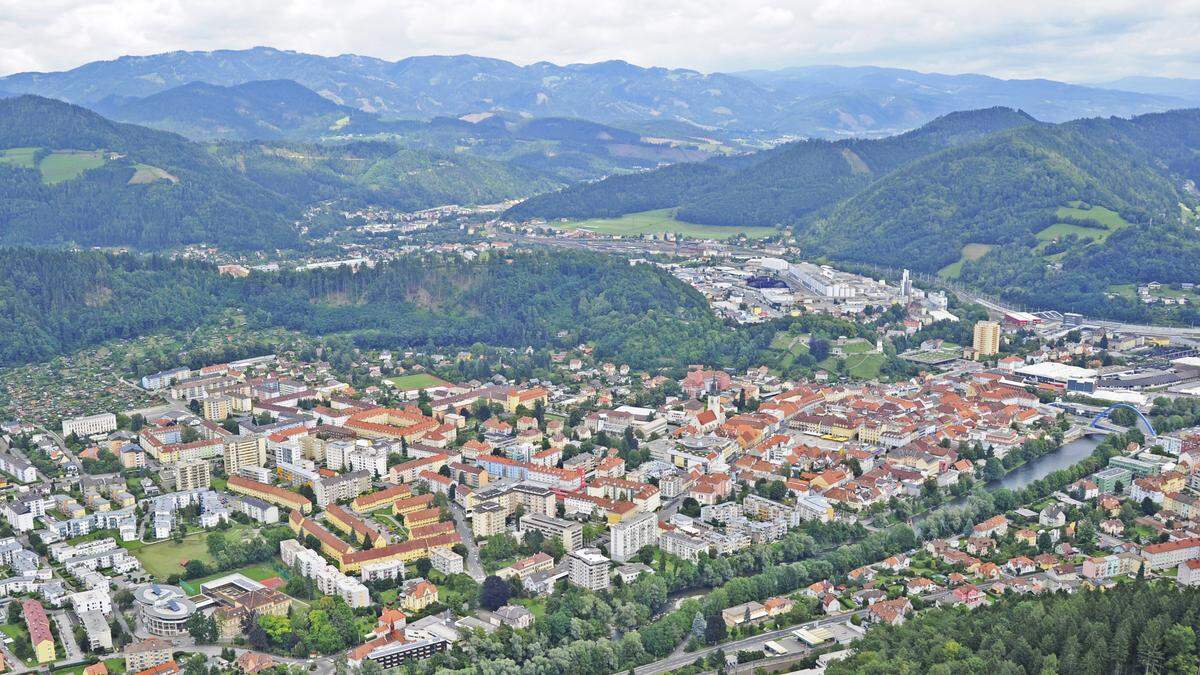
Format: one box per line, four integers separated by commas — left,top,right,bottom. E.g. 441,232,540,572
506,107,1036,225
0,249,226,364
0,248,769,371
829,583,1200,674
209,141,562,213
0,95,299,250
238,250,768,370
0,96,564,251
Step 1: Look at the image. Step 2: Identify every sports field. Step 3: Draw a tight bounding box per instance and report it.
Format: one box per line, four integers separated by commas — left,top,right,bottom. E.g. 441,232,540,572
179,563,285,595
555,208,776,240
127,524,255,580
820,352,886,379
384,373,449,390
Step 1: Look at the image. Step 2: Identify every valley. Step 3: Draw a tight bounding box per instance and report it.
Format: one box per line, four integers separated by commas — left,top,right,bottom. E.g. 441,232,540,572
3,33,1200,675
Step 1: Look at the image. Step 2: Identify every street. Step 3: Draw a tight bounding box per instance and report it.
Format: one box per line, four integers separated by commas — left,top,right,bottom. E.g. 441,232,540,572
449,504,486,581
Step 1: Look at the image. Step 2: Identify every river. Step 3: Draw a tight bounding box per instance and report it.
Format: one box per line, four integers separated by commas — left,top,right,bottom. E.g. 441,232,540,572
912,435,1102,525
990,436,1100,491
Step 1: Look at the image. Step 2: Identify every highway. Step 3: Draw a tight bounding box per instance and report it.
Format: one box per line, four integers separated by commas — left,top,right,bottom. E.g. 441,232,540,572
949,285,1200,340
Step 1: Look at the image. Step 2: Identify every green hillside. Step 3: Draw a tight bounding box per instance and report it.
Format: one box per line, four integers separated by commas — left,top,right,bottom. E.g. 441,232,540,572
809,111,1200,320
0,248,763,371
507,107,1038,226
0,96,570,250
211,141,563,211
0,95,299,250
511,106,1200,323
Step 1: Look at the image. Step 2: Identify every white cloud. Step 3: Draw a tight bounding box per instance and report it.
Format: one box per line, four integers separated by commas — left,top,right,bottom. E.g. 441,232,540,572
0,0,1197,81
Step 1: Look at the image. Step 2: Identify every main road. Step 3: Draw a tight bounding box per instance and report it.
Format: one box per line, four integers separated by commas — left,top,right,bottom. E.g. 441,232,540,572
509,231,1200,341
948,284,1200,340
632,574,1067,674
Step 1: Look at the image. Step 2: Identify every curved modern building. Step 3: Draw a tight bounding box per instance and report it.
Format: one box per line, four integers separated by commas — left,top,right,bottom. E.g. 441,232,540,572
134,584,197,636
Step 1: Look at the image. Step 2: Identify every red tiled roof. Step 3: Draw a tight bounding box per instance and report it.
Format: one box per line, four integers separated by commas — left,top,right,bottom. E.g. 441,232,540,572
22,599,51,646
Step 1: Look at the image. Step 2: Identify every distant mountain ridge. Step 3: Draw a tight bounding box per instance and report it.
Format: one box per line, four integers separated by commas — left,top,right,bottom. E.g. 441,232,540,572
91,79,355,140
505,106,1200,323
1097,76,1200,102
0,47,1189,139
0,96,566,250
507,106,1040,225
80,78,714,180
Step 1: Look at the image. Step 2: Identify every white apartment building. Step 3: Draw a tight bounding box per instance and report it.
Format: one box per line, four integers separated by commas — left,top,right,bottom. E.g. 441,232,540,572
68,588,112,615
325,441,389,478
361,559,405,583
279,539,370,607
567,547,611,592
0,452,36,483
660,530,709,562
609,512,659,562
430,547,464,575
62,413,117,439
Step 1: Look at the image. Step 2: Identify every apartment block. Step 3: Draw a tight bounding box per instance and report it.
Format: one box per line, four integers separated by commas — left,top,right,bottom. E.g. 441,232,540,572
519,513,584,552
609,512,658,562
173,460,212,492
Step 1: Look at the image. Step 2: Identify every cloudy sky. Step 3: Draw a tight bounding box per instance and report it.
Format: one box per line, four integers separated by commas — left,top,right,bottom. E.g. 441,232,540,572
1,0,1197,82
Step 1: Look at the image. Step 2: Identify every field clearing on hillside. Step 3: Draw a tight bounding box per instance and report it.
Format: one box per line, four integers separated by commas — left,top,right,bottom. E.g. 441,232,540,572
128,163,179,184
938,243,994,279
39,150,107,184
0,147,38,168
1058,201,1131,229
1036,203,1132,246
554,208,775,240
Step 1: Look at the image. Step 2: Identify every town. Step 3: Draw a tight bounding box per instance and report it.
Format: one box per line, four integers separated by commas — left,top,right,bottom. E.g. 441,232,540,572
1,256,1200,675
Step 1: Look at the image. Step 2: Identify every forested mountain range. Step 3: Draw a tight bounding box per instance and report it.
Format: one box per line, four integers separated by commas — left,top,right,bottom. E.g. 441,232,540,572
1,47,1192,139
91,79,357,141
207,141,562,214
809,109,1200,322
88,78,712,180
0,96,567,249
0,95,298,250
506,107,1039,225
0,248,763,370
509,107,1200,322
